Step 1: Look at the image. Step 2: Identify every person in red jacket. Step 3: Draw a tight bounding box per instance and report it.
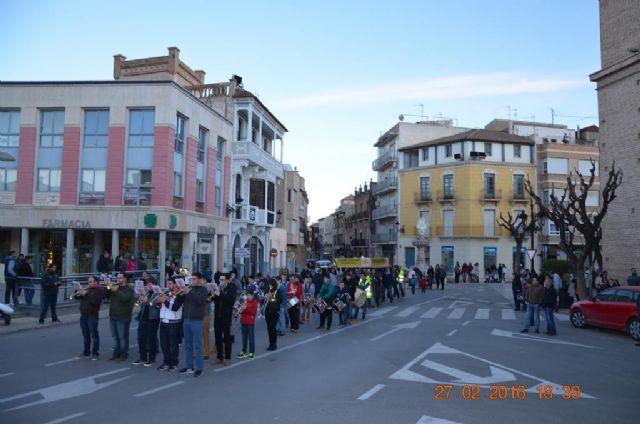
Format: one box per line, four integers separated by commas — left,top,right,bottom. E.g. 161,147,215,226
237,289,258,359
419,275,427,294
287,277,303,333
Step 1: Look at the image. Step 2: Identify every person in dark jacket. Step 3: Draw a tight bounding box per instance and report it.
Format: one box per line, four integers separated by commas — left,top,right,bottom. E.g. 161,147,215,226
106,273,135,361
73,276,103,359
175,272,208,376
17,255,35,305
114,255,126,274
133,280,161,366
4,251,18,305
264,279,281,351
542,276,557,336
39,264,62,324
212,273,237,366
512,272,523,311
96,250,113,274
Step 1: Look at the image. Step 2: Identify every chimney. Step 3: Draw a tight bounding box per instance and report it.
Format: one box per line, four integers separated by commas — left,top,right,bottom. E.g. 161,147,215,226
229,77,237,96
113,54,127,80
194,70,206,85
167,46,180,75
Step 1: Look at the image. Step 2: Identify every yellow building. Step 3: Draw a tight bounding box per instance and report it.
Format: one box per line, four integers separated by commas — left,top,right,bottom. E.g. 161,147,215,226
397,129,536,279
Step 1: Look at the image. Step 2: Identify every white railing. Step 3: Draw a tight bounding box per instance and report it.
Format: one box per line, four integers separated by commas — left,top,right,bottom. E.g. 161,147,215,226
233,141,283,178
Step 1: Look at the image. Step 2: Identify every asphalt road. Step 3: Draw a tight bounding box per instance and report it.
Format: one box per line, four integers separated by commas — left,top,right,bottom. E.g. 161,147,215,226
0,283,637,424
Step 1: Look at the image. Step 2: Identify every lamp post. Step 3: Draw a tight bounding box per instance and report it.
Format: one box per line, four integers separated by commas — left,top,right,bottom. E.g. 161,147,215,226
517,201,543,273
124,183,154,265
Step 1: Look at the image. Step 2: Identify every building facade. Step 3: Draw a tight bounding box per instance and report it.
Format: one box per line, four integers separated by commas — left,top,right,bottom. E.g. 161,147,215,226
0,47,233,283
398,129,536,278
590,0,640,280
276,164,309,273
344,182,375,258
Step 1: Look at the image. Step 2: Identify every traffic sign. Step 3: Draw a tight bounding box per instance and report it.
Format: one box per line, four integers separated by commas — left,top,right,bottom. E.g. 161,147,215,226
526,249,537,261
270,248,278,257
234,248,250,258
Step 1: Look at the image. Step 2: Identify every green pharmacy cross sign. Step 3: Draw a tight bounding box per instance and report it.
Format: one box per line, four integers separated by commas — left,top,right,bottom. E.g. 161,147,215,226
144,214,157,228
169,215,177,229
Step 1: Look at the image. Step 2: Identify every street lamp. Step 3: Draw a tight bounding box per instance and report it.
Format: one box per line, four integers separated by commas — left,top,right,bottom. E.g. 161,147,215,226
517,202,544,273
124,183,154,265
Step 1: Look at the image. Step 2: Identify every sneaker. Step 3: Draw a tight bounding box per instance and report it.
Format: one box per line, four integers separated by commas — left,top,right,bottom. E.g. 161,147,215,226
167,366,176,372
194,370,203,378
237,352,247,359
223,359,231,366
178,368,194,375
108,356,120,361
157,364,169,371
212,358,223,365
248,353,254,359
132,359,144,365
79,353,91,359
91,355,99,361
144,361,155,367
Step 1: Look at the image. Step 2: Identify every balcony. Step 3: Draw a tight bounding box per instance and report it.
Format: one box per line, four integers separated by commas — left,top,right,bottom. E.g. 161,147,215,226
413,192,432,204
233,141,283,179
372,204,397,220
372,150,397,171
234,204,275,227
424,224,505,239
511,193,529,203
481,189,502,203
372,177,398,196
372,232,398,244
351,238,369,247
436,190,455,203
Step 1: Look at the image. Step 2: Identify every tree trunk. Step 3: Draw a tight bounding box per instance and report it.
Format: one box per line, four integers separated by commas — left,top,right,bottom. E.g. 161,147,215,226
575,258,588,300
513,241,522,280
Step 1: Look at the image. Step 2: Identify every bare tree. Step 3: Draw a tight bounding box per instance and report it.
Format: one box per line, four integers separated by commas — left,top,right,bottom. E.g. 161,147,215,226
497,211,526,277
525,160,622,299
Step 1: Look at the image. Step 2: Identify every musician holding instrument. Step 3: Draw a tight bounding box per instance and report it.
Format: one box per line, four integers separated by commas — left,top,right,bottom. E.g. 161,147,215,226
106,273,135,362
133,280,161,367
237,289,258,359
301,275,315,323
212,274,237,366
175,272,209,377
317,275,336,330
72,276,103,360
335,280,351,328
286,277,303,333
156,279,183,371
264,279,281,351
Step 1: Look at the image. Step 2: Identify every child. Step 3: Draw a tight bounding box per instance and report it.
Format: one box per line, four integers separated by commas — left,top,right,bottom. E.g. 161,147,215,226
237,289,258,359
419,276,427,294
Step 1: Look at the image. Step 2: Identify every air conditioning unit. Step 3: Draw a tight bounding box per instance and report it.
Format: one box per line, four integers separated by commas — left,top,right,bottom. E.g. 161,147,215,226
454,153,462,160
477,152,487,159
470,151,479,158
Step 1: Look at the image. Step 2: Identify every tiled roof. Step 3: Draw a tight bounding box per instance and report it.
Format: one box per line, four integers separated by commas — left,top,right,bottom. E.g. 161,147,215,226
399,128,534,151
233,88,288,132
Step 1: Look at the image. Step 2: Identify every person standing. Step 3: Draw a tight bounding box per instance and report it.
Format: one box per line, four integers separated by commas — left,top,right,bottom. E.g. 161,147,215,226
157,279,183,371
335,280,351,328
301,275,315,323
133,281,161,367
237,289,258,359
3,251,18,306
72,276,103,360
212,273,237,366
106,273,135,362
114,255,126,274
39,264,62,324
264,279,281,351
276,275,288,336
542,276,557,336
454,262,461,284
177,272,208,377
521,277,544,334
317,275,336,330
352,274,369,321
287,277,302,333
17,255,35,305
97,250,113,274
552,272,563,311
419,274,427,294
512,272,523,311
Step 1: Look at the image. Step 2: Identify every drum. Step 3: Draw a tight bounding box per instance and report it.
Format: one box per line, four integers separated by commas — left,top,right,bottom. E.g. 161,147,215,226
312,299,327,314
332,298,346,312
302,293,312,306
288,297,299,308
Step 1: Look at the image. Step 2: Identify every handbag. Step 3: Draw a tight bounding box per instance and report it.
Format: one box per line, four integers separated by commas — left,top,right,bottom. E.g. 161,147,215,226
354,288,366,308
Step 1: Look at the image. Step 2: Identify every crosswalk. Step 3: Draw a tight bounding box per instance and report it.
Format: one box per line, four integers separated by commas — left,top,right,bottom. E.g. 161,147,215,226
393,304,569,322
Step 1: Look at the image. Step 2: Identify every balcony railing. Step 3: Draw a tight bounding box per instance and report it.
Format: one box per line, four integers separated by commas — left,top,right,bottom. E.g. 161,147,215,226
372,232,398,244
372,150,397,171
436,190,455,203
408,224,506,238
482,189,502,202
413,192,432,204
372,204,397,220
123,188,151,206
234,204,275,226
372,177,398,195
511,193,528,203
233,141,283,179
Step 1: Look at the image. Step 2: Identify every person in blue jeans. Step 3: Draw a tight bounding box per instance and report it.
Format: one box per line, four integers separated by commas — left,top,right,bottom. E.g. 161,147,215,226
106,273,134,362
521,277,544,334
39,264,62,324
72,276,103,359
542,276,557,336
176,272,208,377
276,276,288,336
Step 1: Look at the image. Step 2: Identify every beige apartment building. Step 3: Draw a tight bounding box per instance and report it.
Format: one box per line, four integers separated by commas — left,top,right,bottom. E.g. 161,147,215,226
276,165,309,273
590,0,640,281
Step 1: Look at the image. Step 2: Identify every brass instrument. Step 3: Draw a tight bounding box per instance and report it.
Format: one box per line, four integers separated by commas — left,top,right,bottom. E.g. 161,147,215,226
69,287,88,300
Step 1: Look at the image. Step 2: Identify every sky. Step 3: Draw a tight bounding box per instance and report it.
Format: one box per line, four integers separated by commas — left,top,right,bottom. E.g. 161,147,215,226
1,0,601,222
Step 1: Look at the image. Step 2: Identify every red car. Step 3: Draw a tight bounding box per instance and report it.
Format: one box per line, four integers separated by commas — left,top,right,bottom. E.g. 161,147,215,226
570,286,640,340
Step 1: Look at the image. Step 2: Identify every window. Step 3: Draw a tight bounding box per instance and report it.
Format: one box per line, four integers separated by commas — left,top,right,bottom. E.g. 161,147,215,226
288,189,292,203
80,169,106,192
615,289,636,303
445,144,453,157
405,150,419,168
514,145,521,158
443,174,454,198
83,110,109,147
37,169,61,192
483,210,495,237
198,127,208,163
196,180,204,202
215,186,222,216
484,142,492,156
543,161,548,173
40,110,64,147
173,172,183,197
0,111,20,147
175,114,186,153
443,210,454,237
586,191,600,207
0,168,17,191
419,176,430,200
484,173,495,197
421,147,429,161
128,109,155,147
549,220,560,236
249,179,265,207
579,160,599,176
267,182,275,211
290,219,298,234
215,137,225,216
513,174,525,199
543,189,550,204
596,289,616,302
546,158,569,174
126,169,152,186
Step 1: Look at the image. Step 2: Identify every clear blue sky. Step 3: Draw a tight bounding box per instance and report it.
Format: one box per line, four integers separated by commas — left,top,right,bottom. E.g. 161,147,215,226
1,0,601,221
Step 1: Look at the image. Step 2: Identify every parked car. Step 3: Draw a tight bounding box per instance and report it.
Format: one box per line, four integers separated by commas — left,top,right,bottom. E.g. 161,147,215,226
570,286,640,340
315,260,333,269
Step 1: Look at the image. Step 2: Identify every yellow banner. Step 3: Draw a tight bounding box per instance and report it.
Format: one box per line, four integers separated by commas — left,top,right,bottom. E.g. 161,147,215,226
335,258,363,268
335,258,390,268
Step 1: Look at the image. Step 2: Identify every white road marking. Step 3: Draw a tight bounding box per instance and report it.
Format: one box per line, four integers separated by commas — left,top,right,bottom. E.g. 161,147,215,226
369,306,398,317
447,329,457,337
448,300,473,309
490,329,598,349
42,412,87,424
357,384,385,400
474,309,489,319
421,307,443,318
44,358,80,367
134,381,184,397
416,415,463,424
501,309,516,320
0,372,15,378
447,308,465,319
396,305,420,318
371,321,421,342
461,321,471,326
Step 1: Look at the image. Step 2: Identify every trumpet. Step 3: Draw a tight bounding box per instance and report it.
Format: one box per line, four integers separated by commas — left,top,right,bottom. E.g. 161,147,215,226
69,287,88,300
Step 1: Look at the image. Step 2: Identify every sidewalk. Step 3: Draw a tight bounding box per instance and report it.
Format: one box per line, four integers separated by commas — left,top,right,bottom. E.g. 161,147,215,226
0,305,110,336
490,281,570,315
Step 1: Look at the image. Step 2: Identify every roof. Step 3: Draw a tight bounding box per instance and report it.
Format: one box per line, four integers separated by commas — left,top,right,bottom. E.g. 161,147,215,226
233,88,288,132
399,128,534,151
